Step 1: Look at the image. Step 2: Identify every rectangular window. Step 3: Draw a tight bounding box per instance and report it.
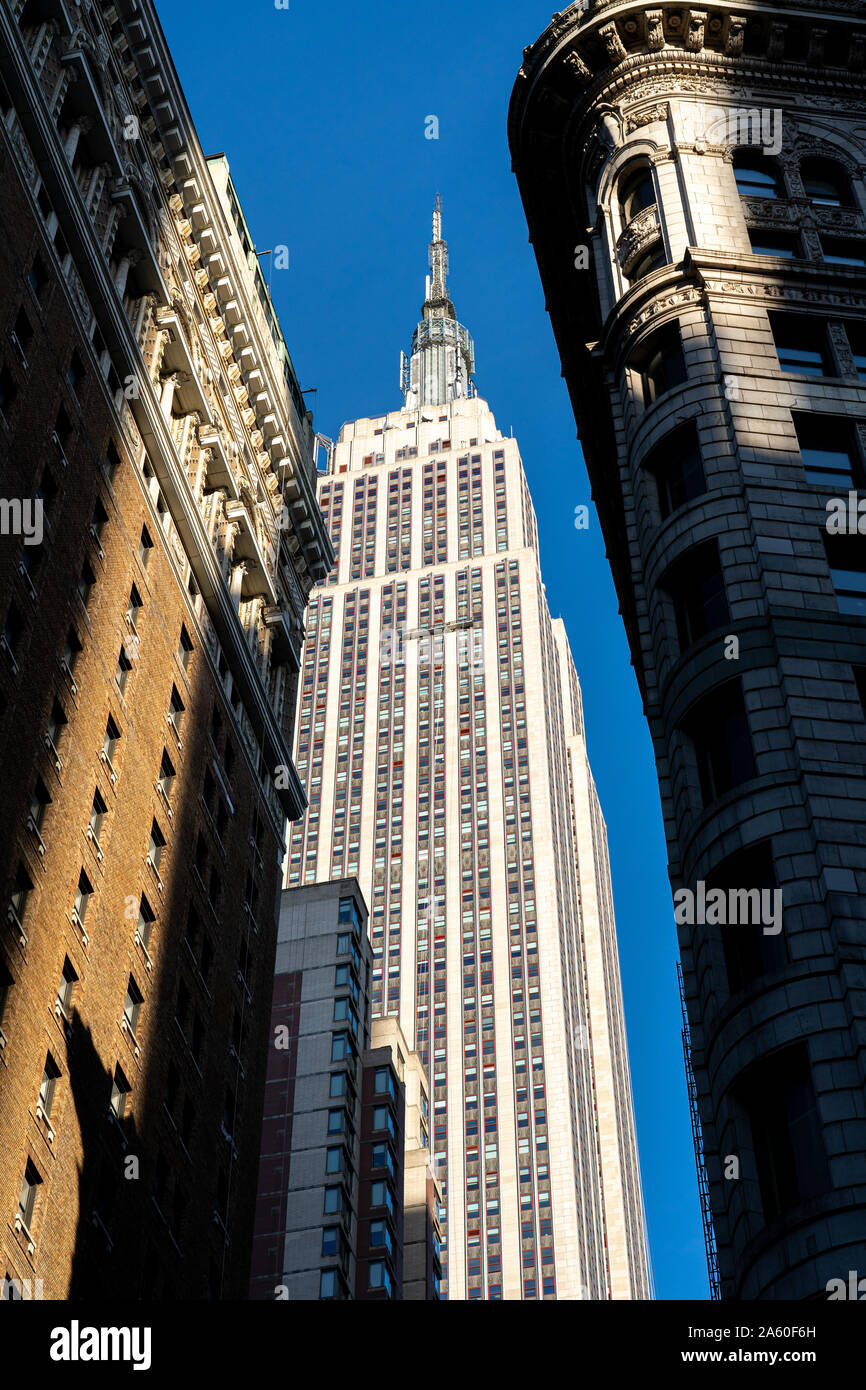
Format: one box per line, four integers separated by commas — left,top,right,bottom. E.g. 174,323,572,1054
178,625,193,671
127,584,143,630
770,313,831,376
38,1054,60,1119
77,561,96,609
821,237,866,268
89,789,107,845
794,414,859,489
825,534,866,616
57,958,77,1018
848,323,866,381
321,1227,341,1257
124,977,143,1035
168,686,184,736
110,1064,131,1119
9,861,32,928
159,750,176,803
103,716,121,768
28,255,48,301
685,680,757,805
67,351,84,395
748,230,799,258
648,423,705,519
18,1160,41,1230
632,323,687,406
707,841,787,993
116,646,132,694
138,526,153,568
323,1188,342,1216
148,821,166,872
136,895,155,951
664,540,729,651
74,869,93,924
739,1044,831,1221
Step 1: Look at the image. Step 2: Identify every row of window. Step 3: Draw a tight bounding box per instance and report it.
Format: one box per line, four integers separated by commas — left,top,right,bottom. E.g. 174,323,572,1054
631,312,865,416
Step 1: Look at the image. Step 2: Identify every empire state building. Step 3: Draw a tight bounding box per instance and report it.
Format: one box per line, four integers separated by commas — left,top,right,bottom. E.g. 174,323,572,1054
286,202,651,1300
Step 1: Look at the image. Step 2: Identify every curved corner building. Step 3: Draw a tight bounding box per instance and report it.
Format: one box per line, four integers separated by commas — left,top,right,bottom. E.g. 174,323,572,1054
286,203,652,1299
509,0,866,1299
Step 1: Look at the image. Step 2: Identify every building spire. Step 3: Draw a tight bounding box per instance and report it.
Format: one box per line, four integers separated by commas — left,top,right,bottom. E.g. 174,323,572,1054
425,193,452,315
402,196,476,410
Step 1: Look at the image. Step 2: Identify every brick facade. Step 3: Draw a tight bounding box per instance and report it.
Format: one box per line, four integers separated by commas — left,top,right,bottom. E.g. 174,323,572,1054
0,0,330,1300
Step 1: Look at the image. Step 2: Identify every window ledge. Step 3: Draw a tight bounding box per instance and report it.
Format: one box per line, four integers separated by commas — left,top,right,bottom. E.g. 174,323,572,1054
6,906,27,951
85,825,104,863
134,931,154,973
99,748,118,787
120,1015,141,1060
34,1103,56,1144
106,1105,128,1150
69,909,89,949
90,1209,114,1253
13,1214,35,1256
146,855,164,894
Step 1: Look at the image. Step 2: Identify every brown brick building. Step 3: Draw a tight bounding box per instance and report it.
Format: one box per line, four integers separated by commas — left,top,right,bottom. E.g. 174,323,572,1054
0,0,330,1299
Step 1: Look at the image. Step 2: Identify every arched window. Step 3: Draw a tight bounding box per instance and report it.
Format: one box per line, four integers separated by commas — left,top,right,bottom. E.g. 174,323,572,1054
801,156,851,207
733,151,782,199
618,163,655,225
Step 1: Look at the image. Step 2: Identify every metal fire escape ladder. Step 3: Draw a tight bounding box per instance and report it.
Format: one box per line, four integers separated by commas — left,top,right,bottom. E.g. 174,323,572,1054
677,962,721,1300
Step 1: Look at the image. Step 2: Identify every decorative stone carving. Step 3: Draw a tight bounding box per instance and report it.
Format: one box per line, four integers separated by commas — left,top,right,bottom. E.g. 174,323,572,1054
12,125,38,190
767,22,787,61
723,15,747,57
741,198,800,224
615,204,661,273
564,49,592,84
808,28,827,66
625,286,703,339
626,104,668,132
703,279,866,313
598,23,627,65
645,11,665,51
596,104,624,152
685,11,707,52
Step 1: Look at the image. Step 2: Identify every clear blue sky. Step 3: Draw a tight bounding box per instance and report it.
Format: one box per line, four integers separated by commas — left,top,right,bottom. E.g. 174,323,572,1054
157,0,709,1298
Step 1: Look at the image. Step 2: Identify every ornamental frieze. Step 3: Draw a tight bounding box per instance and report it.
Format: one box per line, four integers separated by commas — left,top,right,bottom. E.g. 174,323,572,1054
624,284,703,339
703,279,866,311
